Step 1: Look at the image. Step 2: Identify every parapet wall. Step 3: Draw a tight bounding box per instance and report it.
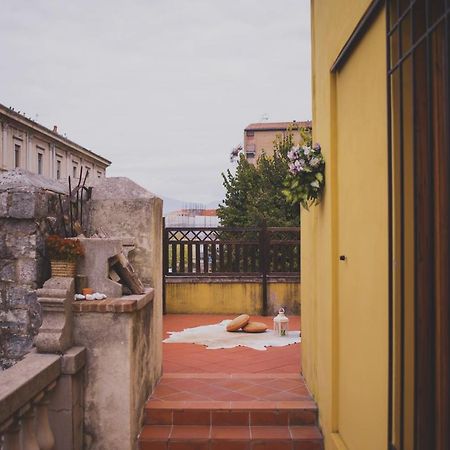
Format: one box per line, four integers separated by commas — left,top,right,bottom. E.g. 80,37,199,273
165,276,301,315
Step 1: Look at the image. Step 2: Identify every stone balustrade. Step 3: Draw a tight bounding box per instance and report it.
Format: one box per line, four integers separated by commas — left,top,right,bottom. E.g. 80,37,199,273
0,348,86,450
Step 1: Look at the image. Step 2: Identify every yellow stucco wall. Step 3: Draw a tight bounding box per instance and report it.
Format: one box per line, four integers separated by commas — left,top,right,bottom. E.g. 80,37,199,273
166,280,300,315
304,2,388,449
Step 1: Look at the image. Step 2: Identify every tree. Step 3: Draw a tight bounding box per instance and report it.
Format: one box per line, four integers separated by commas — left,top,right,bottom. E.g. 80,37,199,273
218,128,308,227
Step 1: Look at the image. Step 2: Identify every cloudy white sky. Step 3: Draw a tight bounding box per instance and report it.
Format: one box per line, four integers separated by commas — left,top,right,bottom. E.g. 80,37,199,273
0,0,311,205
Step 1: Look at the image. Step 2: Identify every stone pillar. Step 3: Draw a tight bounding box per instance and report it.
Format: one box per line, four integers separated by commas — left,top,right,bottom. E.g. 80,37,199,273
50,144,55,179
87,177,163,398
0,169,67,367
34,277,74,353
26,134,33,171
1,122,8,170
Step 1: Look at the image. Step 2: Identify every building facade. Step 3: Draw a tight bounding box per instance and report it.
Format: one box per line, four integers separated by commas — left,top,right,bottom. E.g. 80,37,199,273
0,103,110,181
304,1,449,450
243,120,311,163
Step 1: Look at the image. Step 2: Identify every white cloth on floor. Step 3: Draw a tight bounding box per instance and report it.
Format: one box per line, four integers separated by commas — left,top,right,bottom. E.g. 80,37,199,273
163,320,301,351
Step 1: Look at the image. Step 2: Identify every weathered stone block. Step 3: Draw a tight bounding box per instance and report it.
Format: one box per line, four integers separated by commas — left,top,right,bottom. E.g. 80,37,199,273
0,192,7,217
0,260,15,282
15,258,38,285
5,286,37,309
8,191,36,219
77,238,123,298
5,232,37,258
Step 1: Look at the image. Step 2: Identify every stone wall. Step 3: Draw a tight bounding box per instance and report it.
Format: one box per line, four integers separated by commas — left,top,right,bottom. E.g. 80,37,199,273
87,177,163,394
0,169,66,368
72,291,156,450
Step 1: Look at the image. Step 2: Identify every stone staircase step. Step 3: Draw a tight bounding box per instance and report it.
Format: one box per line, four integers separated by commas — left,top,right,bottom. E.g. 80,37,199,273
144,400,318,426
138,424,323,450
139,373,324,449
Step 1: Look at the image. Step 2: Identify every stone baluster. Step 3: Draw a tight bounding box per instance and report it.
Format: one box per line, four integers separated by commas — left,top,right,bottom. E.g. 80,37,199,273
34,383,56,450
20,405,39,450
1,419,21,450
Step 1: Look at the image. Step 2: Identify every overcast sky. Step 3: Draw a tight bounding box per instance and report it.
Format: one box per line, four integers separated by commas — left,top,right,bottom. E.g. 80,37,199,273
0,0,311,204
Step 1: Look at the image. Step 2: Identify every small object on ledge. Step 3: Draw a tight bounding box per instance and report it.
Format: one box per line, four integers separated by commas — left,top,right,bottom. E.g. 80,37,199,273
82,288,94,295
74,292,107,301
75,274,88,294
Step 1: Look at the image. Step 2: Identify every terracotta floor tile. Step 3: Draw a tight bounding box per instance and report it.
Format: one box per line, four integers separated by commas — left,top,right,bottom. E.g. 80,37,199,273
289,426,322,440
173,409,210,426
145,409,173,425
211,441,250,450
292,441,323,450
212,410,250,426
183,401,230,410
238,385,280,399
250,410,289,426
170,425,210,440
289,410,317,426
139,440,168,450
139,425,172,440
251,426,291,440
162,392,209,402
251,441,292,450
213,391,258,402
169,441,209,450
230,401,278,410
211,426,251,440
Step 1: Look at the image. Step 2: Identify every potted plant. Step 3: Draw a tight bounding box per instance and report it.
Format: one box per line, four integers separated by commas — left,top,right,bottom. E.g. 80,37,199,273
46,235,84,277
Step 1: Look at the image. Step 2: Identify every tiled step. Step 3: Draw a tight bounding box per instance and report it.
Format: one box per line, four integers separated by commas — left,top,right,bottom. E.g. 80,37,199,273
138,373,323,450
139,424,323,450
144,400,318,426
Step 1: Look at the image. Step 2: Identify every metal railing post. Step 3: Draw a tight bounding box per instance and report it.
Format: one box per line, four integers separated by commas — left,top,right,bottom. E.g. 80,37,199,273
259,222,269,316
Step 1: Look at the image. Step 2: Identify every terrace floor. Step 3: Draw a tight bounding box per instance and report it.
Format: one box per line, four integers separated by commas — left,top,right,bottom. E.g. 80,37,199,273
162,314,302,375
138,314,323,449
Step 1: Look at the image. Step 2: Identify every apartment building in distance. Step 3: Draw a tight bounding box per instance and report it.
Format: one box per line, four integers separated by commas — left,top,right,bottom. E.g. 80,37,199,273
243,120,312,164
0,103,111,181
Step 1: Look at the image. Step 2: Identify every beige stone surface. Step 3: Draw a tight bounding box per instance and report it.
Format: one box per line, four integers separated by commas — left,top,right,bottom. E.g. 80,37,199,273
73,291,160,450
0,351,60,424
76,237,123,298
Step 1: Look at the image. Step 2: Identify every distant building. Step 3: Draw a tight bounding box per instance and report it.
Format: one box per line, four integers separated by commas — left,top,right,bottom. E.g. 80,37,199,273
243,120,312,164
165,208,219,227
0,103,111,181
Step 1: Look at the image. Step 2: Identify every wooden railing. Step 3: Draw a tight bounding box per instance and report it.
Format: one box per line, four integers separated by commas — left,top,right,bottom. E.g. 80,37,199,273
163,226,300,277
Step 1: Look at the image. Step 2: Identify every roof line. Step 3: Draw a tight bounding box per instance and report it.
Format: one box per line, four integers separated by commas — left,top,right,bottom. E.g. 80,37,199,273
0,102,111,165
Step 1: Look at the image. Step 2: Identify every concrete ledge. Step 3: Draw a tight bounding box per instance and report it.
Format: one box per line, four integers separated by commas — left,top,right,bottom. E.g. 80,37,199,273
72,288,154,313
61,347,86,375
0,351,61,424
165,276,300,284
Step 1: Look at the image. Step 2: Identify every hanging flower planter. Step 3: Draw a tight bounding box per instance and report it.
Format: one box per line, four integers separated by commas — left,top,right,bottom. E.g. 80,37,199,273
283,143,325,210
